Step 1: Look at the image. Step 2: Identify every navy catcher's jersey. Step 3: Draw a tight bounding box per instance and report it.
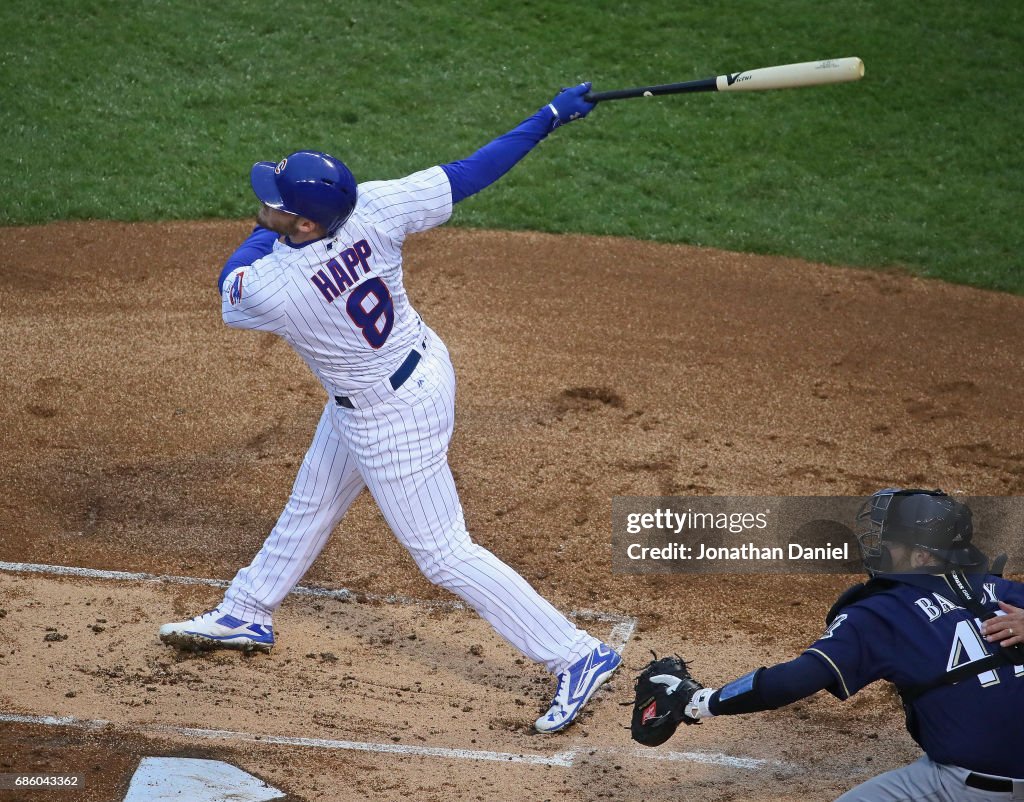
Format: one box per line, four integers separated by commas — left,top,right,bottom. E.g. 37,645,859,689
806,574,1024,776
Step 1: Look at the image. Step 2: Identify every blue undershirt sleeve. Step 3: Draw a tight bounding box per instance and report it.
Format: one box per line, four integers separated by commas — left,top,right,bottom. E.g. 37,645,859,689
217,226,279,292
440,107,557,203
708,653,838,715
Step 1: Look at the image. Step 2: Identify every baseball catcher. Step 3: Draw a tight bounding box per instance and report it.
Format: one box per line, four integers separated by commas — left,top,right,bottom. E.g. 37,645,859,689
631,488,1024,801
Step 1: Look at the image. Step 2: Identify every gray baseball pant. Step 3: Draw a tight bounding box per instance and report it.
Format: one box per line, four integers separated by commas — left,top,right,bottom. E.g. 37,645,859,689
835,756,1024,801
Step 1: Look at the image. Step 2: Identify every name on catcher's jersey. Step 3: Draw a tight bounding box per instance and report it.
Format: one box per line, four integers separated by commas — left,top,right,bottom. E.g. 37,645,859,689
220,166,452,394
805,574,1024,777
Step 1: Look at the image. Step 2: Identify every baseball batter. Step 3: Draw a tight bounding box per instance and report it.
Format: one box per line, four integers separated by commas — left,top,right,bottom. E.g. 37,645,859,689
160,83,621,733
630,489,1024,800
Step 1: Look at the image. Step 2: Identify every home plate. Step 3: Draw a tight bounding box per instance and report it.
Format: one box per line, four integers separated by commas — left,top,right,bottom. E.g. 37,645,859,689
124,757,283,801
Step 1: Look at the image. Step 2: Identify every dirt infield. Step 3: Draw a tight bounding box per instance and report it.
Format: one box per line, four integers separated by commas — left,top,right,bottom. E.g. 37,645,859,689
1,221,1022,801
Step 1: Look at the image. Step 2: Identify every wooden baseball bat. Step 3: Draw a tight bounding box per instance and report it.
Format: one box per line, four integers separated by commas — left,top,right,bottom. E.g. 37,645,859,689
583,57,864,102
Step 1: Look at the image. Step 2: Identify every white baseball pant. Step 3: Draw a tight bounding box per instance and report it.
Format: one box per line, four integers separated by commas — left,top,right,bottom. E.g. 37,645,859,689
220,327,599,674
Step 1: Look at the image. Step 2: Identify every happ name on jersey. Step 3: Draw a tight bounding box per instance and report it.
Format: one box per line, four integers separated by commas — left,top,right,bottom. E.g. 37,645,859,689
914,583,998,622
310,238,374,302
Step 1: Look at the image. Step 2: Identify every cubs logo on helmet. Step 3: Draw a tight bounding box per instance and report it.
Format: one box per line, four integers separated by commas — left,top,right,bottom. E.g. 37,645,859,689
250,151,358,234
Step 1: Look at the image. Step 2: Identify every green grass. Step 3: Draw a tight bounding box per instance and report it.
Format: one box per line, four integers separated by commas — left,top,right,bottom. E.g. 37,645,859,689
1,1,1021,291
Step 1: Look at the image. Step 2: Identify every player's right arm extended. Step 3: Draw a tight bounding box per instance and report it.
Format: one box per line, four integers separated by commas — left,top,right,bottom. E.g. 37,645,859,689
685,654,838,720
440,83,594,203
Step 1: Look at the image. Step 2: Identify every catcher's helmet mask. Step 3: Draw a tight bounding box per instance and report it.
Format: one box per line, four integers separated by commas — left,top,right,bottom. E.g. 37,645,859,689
250,150,357,234
856,488,987,574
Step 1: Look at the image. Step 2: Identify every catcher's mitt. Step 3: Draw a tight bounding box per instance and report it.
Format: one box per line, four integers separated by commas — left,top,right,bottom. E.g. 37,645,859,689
631,654,704,747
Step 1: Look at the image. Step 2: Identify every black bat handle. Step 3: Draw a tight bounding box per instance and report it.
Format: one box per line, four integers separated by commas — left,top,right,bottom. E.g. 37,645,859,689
584,76,718,103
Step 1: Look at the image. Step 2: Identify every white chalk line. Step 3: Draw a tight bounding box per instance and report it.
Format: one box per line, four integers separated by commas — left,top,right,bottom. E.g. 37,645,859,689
0,562,780,771
0,713,779,771
0,713,575,767
0,560,637,652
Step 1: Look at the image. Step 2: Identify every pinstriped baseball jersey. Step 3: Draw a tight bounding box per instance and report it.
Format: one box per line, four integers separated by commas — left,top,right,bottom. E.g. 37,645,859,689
220,167,451,394
213,161,601,678
163,90,617,733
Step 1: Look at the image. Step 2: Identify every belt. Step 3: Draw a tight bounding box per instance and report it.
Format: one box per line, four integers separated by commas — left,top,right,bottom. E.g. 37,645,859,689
965,772,1019,793
334,345,423,409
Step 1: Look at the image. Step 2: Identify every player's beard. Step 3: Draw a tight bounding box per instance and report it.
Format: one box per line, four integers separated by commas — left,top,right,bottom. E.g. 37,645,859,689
257,205,303,237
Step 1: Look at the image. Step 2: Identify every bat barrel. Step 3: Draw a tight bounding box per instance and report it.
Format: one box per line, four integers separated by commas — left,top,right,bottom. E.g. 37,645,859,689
717,57,864,92
584,57,864,103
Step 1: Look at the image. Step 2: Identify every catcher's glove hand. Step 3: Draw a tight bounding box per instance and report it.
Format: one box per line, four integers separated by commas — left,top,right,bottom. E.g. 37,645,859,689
630,653,704,747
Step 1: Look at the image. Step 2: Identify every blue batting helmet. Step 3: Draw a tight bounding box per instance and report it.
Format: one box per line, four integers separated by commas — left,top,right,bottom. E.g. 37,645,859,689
250,150,357,233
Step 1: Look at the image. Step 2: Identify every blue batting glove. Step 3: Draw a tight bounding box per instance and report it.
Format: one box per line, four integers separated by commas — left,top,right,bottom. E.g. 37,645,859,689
547,82,594,129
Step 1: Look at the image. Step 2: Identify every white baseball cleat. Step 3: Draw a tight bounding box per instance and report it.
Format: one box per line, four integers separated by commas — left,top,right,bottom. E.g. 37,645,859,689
159,609,275,653
535,643,622,733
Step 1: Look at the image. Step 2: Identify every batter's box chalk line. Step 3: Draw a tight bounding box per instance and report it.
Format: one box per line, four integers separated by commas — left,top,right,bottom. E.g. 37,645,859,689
0,713,784,771
0,561,780,771
0,560,636,652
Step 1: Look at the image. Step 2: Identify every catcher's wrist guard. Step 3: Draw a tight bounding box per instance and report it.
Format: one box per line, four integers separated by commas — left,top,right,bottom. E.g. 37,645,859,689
684,687,716,720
